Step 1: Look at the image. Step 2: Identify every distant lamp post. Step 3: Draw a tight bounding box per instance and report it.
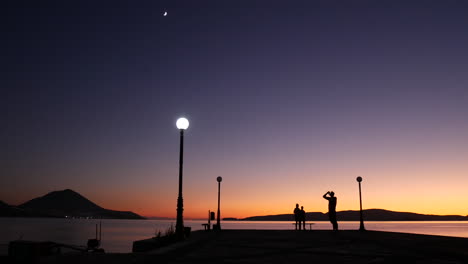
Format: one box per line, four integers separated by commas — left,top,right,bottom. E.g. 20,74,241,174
216,176,222,230
356,176,366,231
175,117,189,238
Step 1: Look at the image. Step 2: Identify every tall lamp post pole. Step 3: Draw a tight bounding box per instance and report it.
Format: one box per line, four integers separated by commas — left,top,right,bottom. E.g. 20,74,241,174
216,176,222,230
356,176,366,231
175,117,189,238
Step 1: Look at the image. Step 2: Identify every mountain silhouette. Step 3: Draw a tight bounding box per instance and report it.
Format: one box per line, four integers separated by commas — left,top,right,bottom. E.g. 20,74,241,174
1,200,27,217
0,200,52,217
4,189,145,219
241,209,468,221
20,189,101,213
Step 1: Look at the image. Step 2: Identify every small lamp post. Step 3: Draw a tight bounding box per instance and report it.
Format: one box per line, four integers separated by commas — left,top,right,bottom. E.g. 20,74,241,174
216,176,222,230
175,117,189,238
356,176,366,231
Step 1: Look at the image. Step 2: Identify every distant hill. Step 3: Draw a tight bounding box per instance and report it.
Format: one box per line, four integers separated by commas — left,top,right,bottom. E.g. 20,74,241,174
338,209,468,221
242,209,468,221
0,200,52,217
2,189,145,219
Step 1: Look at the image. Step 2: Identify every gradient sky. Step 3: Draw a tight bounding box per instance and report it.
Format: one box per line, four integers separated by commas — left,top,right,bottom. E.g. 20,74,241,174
2,0,468,219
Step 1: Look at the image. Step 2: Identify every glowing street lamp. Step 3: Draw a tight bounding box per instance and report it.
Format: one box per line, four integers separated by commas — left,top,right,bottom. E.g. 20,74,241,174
216,176,222,230
175,117,189,238
356,176,366,231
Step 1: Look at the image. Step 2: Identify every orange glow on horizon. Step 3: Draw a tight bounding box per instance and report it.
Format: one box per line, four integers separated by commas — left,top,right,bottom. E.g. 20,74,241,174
4,147,467,220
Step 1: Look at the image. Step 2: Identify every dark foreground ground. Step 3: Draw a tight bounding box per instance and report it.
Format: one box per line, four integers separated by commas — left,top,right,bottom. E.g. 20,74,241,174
7,230,468,263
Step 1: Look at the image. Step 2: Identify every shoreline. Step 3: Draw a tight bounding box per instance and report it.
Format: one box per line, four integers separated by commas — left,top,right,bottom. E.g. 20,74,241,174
4,230,468,263
2,220,468,255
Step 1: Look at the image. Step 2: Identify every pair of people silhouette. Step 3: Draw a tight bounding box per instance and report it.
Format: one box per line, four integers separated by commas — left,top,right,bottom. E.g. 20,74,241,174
293,204,306,230
294,191,339,231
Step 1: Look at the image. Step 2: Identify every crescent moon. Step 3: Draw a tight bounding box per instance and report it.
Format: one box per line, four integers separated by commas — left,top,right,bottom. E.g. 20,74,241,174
163,11,168,16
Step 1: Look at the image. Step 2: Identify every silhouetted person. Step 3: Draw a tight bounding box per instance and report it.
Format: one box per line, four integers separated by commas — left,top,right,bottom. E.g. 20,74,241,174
323,191,338,230
293,203,301,230
299,206,306,230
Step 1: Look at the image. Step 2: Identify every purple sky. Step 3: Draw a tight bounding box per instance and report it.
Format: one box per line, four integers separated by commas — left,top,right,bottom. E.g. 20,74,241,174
2,1,468,218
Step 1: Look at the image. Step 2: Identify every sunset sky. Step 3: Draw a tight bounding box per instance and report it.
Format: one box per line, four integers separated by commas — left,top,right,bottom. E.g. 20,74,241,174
2,1,468,219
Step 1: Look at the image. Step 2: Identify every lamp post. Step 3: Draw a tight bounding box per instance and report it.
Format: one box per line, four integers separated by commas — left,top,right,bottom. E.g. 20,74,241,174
356,176,366,231
175,117,189,238
216,176,222,230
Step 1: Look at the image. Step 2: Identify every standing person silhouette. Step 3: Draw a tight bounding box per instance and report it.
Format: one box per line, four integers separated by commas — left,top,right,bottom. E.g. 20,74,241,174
293,203,301,230
300,206,306,230
323,191,338,230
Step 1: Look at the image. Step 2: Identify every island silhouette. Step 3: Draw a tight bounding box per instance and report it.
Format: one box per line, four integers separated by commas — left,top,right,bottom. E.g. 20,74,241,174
227,209,468,221
0,189,144,219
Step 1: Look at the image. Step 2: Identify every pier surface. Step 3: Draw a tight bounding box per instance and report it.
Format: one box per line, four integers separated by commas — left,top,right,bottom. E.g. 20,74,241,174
18,230,468,263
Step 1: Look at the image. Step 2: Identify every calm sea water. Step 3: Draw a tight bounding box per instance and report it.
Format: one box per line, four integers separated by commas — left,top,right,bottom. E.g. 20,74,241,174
1,218,468,254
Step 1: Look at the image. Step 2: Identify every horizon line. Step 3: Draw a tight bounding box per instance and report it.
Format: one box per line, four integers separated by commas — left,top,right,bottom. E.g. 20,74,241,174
144,208,468,219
